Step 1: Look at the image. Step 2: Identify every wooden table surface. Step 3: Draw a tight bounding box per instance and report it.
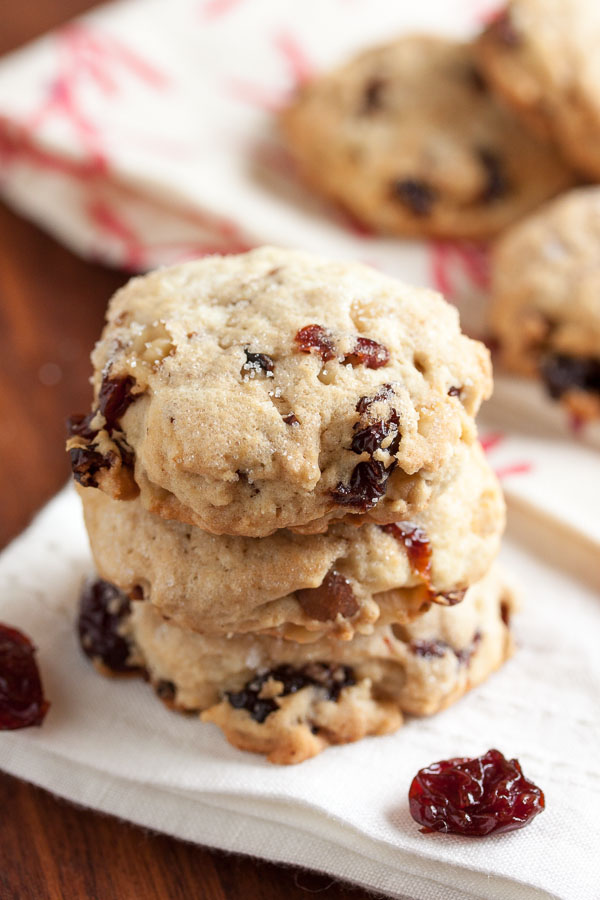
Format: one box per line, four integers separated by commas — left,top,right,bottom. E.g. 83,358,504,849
0,5,372,898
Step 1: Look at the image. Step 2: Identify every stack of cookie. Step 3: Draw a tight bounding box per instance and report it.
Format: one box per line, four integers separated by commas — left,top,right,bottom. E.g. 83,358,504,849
69,247,513,764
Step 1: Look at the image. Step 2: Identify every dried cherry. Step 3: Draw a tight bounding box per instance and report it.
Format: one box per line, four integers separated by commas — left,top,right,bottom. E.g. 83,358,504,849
0,624,49,730
78,578,138,673
351,413,400,456
355,384,394,415
296,571,359,622
331,458,394,510
478,148,508,203
98,375,136,432
361,76,386,113
69,446,115,489
294,325,336,361
227,663,355,723
242,348,274,376
344,337,390,369
332,392,401,510
382,522,432,585
392,179,436,216
409,639,449,659
540,353,600,399
409,748,545,836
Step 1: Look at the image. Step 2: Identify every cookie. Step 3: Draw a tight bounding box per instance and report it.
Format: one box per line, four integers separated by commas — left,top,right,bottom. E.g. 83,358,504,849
490,187,600,420
106,566,514,764
78,441,504,641
477,1,600,179
280,35,573,240
67,247,491,536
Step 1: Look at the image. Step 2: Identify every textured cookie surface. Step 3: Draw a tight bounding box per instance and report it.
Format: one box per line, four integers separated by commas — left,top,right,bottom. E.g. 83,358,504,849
281,35,573,239
491,187,600,419
69,247,491,536
477,0,600,178
79,441,504,641
121,566,515,764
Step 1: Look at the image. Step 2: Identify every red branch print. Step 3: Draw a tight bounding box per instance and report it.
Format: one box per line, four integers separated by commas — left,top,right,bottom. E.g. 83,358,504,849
480,432,533,480
430,241,490,300
480,432,505,454
21,24,169,174
494,462,533,479
226,31,312,110
201,0,244,20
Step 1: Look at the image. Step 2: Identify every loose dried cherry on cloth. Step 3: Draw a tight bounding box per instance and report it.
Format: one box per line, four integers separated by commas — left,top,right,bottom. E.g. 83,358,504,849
409,749,545,836
0,624,49,729
78,578,139,673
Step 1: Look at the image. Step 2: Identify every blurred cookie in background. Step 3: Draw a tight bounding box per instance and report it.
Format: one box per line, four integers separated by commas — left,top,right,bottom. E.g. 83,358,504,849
281,35,574,240
477,0,600,179
490,187,600,421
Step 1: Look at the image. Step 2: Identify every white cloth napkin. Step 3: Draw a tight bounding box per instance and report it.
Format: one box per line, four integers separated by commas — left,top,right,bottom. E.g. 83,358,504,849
1,1,600,897
0,486,599,900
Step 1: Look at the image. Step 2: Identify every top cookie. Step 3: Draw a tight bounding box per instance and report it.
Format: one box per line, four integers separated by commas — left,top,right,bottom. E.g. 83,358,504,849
490,187,600,418
68,247,491,536
476,0,600,179
280,35,573,240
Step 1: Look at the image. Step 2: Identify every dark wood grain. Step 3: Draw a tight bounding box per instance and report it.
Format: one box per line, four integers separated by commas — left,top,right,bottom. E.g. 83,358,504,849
0,5,375,899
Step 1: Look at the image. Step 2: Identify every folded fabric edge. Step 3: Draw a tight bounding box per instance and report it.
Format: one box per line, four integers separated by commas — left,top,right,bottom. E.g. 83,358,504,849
0,739,556,900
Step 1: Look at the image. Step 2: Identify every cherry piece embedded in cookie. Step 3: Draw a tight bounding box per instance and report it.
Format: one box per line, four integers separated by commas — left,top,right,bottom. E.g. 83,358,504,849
361,76,386,113
344,337,390,369
540,353,600,399
467,65,487,93
331,458,395,510
296,570,359,622
242,348,275,377
455,629,482,664
351,413,400,456
478,148,508,202
294,325,336,361
78,578,138,673
66,411,97,441
409,748,545,836
391,179,436,216
98,374,136,432
226,663,356,723
382,522,432,585
68,446,112,489
0,624,49,730
333,397,401,509
355,384,394,415
409,639,449,659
